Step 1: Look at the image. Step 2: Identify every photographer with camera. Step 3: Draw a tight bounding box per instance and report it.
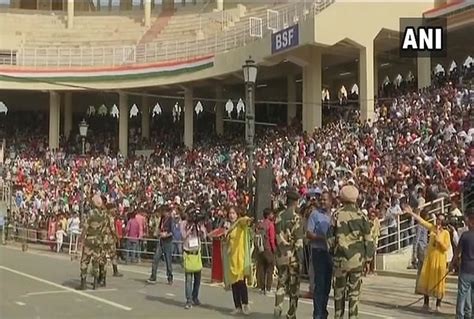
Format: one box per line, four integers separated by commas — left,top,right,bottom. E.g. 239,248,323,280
180,204,207,310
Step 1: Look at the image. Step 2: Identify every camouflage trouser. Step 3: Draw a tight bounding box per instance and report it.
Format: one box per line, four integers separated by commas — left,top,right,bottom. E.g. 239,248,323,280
275,263,300,319
80,245,101,279
101,243,118,266
333,268,362,319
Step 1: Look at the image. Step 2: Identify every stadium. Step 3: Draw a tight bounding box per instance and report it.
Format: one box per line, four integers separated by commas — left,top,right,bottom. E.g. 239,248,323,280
0,0,473,319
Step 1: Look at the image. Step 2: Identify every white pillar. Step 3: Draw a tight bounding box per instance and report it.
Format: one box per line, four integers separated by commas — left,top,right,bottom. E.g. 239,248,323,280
287,74,296,125
67,0,74,29
119,92,129,157
141,95,150,139
64,92,72,139
184,87,193,149
417,56,431,89
359,42,375,122
302,48,322,133
144,0,151,27
216,0,223,11
49,91,60,150
215,86,224,136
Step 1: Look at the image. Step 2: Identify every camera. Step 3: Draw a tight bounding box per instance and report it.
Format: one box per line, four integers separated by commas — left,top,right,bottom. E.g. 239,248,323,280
187,205,207,224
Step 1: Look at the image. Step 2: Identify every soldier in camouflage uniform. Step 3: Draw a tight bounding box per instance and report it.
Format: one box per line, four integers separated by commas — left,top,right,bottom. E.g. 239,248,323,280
327,185,374,319
274,190,305,319
78,195,107,290
98,198,123,287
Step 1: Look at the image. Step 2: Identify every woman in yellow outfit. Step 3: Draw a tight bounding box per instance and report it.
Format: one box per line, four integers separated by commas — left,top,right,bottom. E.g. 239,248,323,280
405,208,451,312
223,206,253,316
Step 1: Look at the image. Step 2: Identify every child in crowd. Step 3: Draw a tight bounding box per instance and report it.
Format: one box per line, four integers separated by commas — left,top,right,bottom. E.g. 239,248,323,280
56,224,67,253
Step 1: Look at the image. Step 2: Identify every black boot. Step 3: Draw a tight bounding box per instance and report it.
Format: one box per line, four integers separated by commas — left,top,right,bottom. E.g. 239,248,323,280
113,264,123,277
98,266,106,287
77,277,86,290
92,276,98,290
101,270,107,287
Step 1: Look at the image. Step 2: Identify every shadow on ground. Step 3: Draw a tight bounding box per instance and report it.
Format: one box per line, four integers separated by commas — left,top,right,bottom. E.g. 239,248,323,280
360,299,454,318
145,294,275,319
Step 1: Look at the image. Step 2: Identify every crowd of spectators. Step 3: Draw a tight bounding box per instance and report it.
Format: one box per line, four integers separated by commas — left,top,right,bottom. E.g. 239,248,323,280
0,73,472,262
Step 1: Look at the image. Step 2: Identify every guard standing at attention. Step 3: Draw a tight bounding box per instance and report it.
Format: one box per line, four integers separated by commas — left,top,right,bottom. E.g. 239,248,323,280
327,185,374,319
78,194,107,290
274,189,305,319
98,197,123,287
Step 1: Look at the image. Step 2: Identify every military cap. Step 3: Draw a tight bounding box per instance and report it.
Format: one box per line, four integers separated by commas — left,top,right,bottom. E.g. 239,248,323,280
340,185,359,203
287,189,300,201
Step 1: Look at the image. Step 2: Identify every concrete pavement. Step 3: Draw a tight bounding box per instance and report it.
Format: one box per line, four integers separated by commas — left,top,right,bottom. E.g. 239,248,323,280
0,245,457,319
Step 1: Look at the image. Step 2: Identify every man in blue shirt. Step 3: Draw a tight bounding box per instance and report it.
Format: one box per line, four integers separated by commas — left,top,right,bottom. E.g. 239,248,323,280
306,191,333,319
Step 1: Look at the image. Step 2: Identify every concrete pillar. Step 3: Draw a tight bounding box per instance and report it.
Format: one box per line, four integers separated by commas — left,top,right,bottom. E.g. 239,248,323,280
184,87,194,149
417,56,431,89
64,92,73,139
119,92,128,157
302,48,322,133
67,0,74,29
287,74,297,125
216,0,223,11
215,86,224,136
144,0,151,27
359,42,375,122
374,53,379,98
49,91,60,150
141,95,150,139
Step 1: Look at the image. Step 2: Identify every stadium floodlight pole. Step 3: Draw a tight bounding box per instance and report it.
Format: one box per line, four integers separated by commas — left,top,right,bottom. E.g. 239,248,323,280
242,57,257,219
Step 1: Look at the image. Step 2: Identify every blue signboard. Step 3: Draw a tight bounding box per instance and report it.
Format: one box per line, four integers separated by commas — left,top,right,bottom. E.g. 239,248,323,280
272,24,299,54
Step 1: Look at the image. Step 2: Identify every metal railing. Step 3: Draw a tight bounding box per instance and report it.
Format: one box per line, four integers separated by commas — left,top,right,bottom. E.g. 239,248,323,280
1,183,10,203
1,0,335,68
7,226,213,265
376,194,456,255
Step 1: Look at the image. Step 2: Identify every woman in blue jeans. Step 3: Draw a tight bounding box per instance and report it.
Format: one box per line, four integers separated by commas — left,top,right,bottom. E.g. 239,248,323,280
180,209,207,310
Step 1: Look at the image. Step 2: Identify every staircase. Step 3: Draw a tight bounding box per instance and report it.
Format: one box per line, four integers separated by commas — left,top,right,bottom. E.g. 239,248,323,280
137,10,174,48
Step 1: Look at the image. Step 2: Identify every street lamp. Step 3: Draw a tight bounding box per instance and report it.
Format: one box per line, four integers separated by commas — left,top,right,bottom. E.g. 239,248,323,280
242,57,257,218
79,119,89,155
78,119,88,220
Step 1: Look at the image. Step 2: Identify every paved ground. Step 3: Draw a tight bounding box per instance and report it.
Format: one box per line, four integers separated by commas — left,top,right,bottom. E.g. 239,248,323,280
0,244,457,319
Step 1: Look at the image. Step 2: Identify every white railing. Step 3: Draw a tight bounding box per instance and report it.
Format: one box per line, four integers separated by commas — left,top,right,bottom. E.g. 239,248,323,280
376,194,456,255
1,0,334,68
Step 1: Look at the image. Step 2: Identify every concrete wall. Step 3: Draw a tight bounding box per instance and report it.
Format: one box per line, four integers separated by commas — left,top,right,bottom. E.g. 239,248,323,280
314,2,433,48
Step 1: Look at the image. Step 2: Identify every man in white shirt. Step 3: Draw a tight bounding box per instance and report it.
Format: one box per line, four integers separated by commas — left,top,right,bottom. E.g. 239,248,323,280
387,197,403,252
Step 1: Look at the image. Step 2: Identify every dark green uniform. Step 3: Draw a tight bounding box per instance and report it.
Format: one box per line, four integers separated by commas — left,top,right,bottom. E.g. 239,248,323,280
274,206,305,319
327,203,374,319
80,208,106,281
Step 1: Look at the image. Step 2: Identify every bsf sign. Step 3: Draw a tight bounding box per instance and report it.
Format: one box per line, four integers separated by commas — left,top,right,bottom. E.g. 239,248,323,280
272,24,299,54
399,18,447,58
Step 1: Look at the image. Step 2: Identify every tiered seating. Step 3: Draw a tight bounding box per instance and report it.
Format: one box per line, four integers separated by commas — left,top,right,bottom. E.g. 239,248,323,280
135,5,227,62
0,12,64,49
137,3,304,62
1,11,152,66
1,1,335,67
26,15,150,47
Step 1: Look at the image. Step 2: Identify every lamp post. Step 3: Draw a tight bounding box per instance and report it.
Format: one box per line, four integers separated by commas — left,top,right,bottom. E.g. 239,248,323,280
242,57,257,218
79,119,89,155
78,119,88,219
